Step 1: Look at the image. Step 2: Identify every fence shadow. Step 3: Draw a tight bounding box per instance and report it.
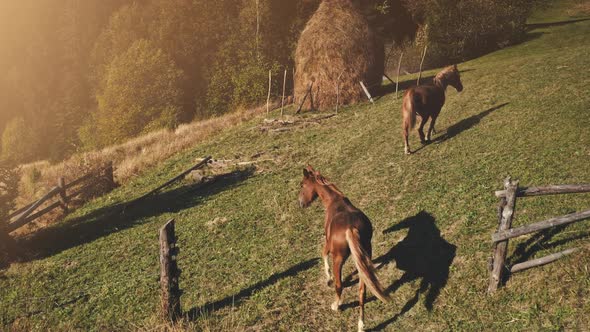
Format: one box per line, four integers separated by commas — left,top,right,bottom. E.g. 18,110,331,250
502,223,590,285
186,258,319,320
362,211,456,331
11,167,256,265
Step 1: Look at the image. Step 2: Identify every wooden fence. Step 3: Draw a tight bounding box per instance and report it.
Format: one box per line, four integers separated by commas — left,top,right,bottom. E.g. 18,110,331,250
488,178,590,293
159,219,182,321
3,163,116,234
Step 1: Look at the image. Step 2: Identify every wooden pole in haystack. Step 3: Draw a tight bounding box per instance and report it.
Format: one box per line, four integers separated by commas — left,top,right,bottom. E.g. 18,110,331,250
266,70,272,114
255,0,260,55
360,81,374,104
417,44,428,86
159,219,181,321
281,68,287,116
296,82,313,114
396,52,404,99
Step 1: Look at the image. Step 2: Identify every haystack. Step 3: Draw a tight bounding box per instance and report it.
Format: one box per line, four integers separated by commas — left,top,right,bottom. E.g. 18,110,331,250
294,0,384,111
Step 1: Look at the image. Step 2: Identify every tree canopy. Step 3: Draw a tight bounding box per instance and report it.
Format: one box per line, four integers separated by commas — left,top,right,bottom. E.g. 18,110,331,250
0,0,536,163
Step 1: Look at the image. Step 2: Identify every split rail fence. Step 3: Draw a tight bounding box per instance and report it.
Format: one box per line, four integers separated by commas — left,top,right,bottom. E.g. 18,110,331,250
2,163,116,234
488,177,590,293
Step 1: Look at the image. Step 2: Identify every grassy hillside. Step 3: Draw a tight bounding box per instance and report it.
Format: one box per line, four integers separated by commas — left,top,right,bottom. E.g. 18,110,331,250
2,2,590,331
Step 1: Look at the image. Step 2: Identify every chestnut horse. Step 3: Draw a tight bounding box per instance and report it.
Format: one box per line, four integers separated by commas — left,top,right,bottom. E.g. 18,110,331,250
298,166,389,331
402,64,464,154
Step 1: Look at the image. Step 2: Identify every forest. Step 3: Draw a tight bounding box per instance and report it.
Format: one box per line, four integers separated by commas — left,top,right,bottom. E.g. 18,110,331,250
0,0,535,164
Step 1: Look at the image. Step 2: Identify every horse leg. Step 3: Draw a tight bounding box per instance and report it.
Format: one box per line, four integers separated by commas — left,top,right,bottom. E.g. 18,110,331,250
331,254,345,311
427,115,438,142
323,242,333,286
418,115,428,144
402,116,411,155
357,278,366,331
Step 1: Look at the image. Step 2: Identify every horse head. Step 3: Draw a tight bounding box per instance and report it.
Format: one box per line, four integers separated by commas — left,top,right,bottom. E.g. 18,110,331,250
299,165,319,208
448,64,464,92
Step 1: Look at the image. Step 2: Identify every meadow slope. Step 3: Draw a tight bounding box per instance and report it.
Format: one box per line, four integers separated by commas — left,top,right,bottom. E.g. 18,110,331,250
2,3,590,331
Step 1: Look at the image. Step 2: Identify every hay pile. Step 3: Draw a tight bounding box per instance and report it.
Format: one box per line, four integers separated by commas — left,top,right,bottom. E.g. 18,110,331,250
294,0,384,111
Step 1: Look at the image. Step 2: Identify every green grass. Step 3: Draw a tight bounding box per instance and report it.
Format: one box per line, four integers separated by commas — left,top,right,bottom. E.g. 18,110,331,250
2,2,590,331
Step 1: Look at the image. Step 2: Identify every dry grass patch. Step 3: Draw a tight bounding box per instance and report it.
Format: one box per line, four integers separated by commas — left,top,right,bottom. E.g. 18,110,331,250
12,104,277,235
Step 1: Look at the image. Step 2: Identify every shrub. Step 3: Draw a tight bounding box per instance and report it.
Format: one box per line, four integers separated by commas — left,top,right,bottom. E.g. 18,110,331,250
404,0,536,65
1,117,38,164
0,163,19,267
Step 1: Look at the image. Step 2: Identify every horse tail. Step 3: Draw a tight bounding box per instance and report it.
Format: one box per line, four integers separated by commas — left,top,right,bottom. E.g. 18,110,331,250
403,89,417,129
345,228,390,303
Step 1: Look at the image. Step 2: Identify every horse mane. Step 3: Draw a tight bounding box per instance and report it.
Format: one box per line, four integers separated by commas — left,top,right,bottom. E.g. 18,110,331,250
433,65,457,89
314,173,345,196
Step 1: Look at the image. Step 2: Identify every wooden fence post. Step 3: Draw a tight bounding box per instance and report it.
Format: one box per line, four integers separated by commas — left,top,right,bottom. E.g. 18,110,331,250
57,177,69,213
396,52,404,99
417,44,428,86
281,68,287,117
266,70,272,114
104,161,115,189
159,219,181,321
488,177,518,293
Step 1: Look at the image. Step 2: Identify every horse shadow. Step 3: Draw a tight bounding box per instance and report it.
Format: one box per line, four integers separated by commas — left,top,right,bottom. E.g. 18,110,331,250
9,167,256,265
526,18,590,30
501,223,590,285
186,258,319,320
410,102,508,154
436,102,509,142
341,211,455,330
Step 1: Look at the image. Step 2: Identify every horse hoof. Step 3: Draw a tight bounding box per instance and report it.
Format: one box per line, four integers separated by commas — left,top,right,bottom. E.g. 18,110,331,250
405,150,412,155
358,320,365,331
327,279,334,287
331,301,340,311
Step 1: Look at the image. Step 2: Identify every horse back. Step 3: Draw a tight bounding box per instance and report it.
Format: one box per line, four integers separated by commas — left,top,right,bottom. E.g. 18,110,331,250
411,85,445,112
328,203,373,252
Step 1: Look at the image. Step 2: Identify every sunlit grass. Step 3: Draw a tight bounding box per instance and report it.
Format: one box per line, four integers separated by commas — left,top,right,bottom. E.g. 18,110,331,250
1,2,590,331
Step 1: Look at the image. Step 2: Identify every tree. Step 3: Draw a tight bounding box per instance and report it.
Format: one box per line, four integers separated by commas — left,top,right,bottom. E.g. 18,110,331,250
1,117,38,164
90,39,184,147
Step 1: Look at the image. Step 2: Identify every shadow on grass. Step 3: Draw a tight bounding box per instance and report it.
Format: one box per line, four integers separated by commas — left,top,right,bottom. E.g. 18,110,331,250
343,211,455,331
502,223,590,285
411,102,509,154
11,167,256,264
526,18,590,30
186,258,319,319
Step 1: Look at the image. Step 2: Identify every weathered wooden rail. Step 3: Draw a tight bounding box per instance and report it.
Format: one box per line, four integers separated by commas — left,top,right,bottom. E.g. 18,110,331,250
3,163,116,234
488,178,590,293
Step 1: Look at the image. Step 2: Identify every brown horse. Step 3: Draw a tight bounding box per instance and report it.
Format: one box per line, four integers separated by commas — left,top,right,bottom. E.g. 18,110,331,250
402,64,464,154
298,166,389,332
